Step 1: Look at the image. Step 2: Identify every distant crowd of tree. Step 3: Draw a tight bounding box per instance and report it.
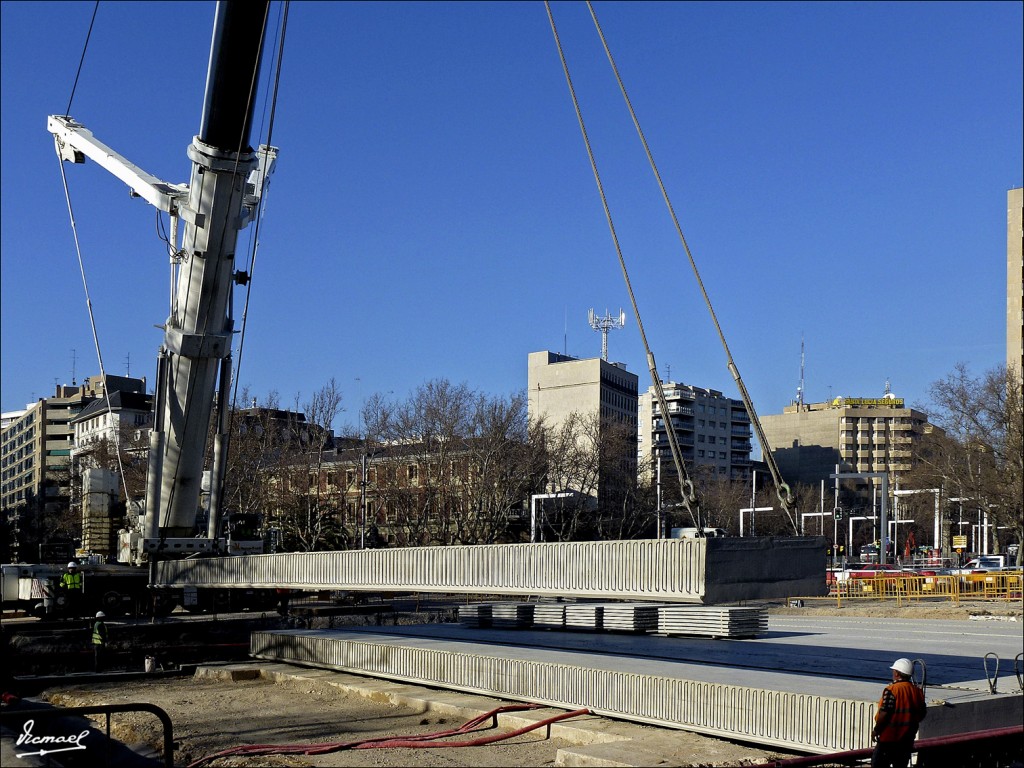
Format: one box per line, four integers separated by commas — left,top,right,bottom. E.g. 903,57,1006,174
18,363,1020,566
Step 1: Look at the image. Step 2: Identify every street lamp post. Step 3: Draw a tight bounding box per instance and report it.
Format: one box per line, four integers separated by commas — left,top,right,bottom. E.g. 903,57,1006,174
832,471,890,564
740,506,772,537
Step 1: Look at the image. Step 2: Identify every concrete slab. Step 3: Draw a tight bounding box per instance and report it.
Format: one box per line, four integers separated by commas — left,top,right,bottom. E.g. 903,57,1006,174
249,614,1023,755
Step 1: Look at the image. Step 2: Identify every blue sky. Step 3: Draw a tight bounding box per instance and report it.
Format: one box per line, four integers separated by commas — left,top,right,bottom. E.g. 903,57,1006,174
2,1,1021,445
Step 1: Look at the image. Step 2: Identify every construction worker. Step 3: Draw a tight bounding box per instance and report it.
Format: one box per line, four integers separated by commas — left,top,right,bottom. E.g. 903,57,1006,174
872,657,927,768
91,611,109,672
58,561,84,618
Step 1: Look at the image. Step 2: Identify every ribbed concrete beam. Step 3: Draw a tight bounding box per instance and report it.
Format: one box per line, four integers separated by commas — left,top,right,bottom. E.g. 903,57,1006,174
250,625,1024,755
251,628,874,754
154,537,828,604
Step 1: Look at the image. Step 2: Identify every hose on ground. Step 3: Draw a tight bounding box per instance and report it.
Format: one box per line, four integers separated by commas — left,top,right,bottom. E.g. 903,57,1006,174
187,702,592,768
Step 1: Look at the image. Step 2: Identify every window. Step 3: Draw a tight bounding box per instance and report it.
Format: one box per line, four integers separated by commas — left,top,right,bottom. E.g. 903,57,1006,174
697,450,705,458
708,436,715,444
719,451,727,459
697,435,705,443
407,464,419,485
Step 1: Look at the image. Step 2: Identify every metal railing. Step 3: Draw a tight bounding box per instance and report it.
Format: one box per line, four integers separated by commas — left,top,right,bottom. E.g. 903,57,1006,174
0,702,174,768
820,571,1023,606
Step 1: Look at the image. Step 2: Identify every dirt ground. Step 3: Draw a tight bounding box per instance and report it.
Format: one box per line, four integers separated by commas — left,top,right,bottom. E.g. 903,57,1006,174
37,670,798,768
25,598,1023,768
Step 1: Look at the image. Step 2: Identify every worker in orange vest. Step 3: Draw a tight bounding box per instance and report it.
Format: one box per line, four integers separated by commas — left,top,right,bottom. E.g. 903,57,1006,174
872,657,927,768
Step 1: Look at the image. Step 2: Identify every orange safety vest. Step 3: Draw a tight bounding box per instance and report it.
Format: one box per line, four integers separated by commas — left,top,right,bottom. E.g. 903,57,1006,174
874,679,926,743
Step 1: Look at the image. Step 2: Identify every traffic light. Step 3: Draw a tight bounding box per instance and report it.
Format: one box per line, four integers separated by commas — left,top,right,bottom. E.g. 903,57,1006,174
833,506,844,521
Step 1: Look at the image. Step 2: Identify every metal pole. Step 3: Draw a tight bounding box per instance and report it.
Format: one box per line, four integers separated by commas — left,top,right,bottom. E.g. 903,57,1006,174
531,496,537,544
359,452,367,549
656,452,662,539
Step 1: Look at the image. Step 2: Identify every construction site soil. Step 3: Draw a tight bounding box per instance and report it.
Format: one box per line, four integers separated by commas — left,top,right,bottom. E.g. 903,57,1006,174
4,599,1021,767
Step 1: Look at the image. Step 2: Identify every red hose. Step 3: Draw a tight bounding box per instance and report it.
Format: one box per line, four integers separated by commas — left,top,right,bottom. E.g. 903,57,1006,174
186,702,592,768
767,725,1024,767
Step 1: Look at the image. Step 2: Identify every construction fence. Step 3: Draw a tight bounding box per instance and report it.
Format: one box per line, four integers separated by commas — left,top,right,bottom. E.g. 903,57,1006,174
814,570,1023,606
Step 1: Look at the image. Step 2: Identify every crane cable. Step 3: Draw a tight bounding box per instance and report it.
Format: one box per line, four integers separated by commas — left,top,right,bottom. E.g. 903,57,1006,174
54,0,132,506
544,2,701,529
583,1,799,533
230,0,289,416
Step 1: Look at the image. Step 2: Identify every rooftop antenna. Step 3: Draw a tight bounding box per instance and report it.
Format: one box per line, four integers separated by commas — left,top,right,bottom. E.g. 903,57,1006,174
70,348,77,386
588,308,625,361
796,335,805,407
884,378,891,396
125,352,131,378
665,363,671,382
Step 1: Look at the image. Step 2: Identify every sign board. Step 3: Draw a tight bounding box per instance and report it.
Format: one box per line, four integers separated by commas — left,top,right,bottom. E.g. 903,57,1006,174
952,535,968,549
831,397,905,408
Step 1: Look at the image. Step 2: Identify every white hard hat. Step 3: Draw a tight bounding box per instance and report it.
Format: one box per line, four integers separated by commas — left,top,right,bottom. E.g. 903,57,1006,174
95,611,106,618
891,658,913,676
68,561,78,568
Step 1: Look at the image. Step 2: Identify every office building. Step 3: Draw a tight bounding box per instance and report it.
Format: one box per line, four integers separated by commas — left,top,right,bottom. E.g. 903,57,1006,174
527,351,638,504
760,394,934,494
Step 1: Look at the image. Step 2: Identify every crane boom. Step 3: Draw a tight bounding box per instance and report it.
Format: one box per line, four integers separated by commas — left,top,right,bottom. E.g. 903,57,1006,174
49,1,275,560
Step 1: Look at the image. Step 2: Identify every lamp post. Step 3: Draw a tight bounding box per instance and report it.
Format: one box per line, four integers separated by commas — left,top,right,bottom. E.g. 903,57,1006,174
740,506,772,537
832,471,889,563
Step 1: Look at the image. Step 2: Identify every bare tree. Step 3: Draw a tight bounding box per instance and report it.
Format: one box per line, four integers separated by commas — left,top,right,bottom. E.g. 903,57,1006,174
913,364,1023,563
270,379,348,552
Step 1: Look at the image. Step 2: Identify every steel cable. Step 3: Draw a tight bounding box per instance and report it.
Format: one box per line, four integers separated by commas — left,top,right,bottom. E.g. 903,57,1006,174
544,1,701,528
582,1,799,532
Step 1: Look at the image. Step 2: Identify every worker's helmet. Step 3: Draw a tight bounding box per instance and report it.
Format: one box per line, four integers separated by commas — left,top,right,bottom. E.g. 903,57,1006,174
67,561,78,569
95,611,106,618
890,658,913,677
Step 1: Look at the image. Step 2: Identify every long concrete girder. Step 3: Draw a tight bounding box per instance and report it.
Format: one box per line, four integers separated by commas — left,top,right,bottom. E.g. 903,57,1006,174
250,615,1023,755
155,537,829,603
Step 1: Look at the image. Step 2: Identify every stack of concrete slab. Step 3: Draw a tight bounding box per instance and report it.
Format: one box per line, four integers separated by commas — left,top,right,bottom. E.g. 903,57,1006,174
565,603,604,630
532,602,566,629
602,603,661,633
657,605,767,638
491,602,534,628
458,603,492,628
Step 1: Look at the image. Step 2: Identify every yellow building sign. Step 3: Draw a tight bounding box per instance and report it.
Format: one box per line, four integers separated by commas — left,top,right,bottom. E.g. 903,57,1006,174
831,397,905,408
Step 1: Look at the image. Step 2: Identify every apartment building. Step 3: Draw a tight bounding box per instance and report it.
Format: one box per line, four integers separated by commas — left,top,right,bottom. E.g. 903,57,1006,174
637,382,752,483
1,375,145,559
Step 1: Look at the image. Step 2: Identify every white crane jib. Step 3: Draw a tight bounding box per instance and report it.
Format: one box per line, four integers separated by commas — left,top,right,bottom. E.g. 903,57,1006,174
48,2,276,559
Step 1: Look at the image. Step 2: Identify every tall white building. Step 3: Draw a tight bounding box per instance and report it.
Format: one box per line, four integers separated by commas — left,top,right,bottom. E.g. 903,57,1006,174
637,382,752,483
527,351,638,504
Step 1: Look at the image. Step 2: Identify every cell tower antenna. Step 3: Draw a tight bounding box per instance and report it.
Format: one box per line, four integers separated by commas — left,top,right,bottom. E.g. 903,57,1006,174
588,308,626,361
796,335,805,407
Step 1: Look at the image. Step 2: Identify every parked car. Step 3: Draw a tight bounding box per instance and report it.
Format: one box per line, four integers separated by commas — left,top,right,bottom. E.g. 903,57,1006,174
827,563,907,584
